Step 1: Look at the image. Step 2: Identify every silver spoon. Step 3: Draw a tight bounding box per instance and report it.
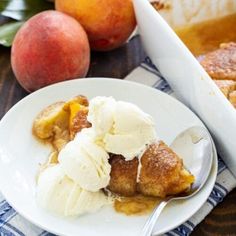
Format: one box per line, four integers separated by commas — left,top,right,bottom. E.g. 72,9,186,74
140,126,214,236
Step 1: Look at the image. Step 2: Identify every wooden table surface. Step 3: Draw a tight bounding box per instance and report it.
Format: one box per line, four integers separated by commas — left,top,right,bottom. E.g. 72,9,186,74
1,18,236,236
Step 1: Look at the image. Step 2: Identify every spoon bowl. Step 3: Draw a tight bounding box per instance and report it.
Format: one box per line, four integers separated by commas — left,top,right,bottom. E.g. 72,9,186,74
141,126,214,236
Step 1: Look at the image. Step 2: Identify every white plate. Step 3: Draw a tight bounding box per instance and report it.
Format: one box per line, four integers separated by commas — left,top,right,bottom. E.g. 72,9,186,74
0,78,217,236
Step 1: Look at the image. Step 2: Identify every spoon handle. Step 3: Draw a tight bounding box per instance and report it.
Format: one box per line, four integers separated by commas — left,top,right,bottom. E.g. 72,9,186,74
140,200,169,236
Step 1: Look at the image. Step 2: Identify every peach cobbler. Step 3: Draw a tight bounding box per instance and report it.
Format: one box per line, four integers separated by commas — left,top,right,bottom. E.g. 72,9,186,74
199,43,236,108
33,95,194,216
152,2,236,108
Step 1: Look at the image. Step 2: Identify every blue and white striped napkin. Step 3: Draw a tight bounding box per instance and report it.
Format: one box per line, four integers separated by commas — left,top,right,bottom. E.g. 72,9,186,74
1,57,236,236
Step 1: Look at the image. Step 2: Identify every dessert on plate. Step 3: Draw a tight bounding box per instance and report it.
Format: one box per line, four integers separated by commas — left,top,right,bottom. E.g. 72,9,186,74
33,95,194,217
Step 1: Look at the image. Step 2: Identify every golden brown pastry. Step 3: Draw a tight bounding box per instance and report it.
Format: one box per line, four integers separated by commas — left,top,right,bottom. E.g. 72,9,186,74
108,141,194,198
69,109,91,138
213,80,236,98
200,42,236,81
63,95,91,139
138,141,194,198
108,155,139,196
33,95,90,152
33,101,68,140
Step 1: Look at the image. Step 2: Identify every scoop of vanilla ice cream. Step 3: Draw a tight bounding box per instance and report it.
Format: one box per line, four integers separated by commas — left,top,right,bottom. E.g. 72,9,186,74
104,101,157,159
36,165,108,216
58,132,111,192
87,96,116,137
88,97,157,160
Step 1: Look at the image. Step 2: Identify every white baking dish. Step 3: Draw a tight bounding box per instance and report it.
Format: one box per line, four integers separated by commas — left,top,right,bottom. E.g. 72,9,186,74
133,0,236,176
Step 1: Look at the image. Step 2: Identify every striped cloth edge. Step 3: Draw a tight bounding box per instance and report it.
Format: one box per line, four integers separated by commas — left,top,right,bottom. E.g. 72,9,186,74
0,57,236,236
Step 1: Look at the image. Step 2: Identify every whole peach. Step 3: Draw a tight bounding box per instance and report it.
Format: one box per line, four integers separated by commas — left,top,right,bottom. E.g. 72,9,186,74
11,10,90,92
55,0,136,51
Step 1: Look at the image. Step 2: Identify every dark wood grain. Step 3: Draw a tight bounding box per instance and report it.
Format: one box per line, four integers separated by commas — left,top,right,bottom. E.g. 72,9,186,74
0,17,236,236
